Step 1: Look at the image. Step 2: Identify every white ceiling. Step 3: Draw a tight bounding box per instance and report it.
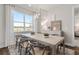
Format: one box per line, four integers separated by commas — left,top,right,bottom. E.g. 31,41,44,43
14,4,77,12
15,4,53,11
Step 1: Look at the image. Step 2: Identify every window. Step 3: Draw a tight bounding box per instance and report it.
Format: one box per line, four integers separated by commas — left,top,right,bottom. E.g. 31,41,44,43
12,10,33,32
25,14,32,31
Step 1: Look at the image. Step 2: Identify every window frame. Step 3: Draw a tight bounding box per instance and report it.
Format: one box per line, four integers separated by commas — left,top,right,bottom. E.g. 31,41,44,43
12,9,33,32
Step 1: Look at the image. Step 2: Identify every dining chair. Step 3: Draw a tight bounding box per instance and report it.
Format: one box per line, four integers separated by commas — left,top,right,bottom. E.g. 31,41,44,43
19,37,52,55
16,33,52,55
19,40,35,55
15,35,22,53
15,34,29,53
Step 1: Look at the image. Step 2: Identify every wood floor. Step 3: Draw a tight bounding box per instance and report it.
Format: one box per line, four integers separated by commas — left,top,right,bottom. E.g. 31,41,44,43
0,45,79,55
0,47,10,55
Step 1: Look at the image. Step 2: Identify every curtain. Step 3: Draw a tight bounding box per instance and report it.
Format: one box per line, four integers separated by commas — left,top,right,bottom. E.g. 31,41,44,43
33,12,41,33
5,5,16,46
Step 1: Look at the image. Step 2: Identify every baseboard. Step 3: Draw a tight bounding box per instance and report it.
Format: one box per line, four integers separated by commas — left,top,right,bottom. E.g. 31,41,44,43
65,43,76,47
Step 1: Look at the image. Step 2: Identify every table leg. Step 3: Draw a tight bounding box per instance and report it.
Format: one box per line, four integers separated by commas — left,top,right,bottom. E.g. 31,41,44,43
19,45,22,55
51,45,56,55
63,40,65,54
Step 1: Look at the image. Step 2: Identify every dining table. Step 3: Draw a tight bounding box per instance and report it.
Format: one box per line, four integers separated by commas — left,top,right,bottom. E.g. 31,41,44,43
21,33,65,55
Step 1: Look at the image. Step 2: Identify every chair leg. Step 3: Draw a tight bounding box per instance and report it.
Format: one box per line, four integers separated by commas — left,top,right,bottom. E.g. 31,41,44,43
25,45,34,55
16,41,17,48
57,45,62,54
42,48,46,55
56,45,59,54
25,47,28,55
31,46,35,55
20,45,22,55
18,42,20,52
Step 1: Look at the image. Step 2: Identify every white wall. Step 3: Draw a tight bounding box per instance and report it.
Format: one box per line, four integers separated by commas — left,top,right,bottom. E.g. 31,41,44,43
0,5,5,48
49,5,75,46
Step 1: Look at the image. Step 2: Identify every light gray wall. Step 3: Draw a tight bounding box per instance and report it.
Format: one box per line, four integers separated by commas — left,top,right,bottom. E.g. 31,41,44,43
0,5,5,48
38,5,75,46
49,5,74,46
53,5,74,46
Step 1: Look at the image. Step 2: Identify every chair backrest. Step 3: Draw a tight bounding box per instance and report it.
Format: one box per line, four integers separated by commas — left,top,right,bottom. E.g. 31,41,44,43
15,35,22,42
17,37,21,42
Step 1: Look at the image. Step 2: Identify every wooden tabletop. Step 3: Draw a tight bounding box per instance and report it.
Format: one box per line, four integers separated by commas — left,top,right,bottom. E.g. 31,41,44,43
22,33,64,46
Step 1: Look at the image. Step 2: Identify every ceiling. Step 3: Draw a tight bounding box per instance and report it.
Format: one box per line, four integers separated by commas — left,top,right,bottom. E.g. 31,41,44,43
15,4,53,11
14,4,77,13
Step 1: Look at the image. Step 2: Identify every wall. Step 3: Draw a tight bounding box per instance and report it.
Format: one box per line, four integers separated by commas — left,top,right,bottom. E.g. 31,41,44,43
30,5,75,46
49,5,75,46
0,5,5,48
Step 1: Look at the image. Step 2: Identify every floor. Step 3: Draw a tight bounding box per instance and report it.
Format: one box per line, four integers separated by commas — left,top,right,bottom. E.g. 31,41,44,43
0,45,79,55
8,45,50,55
0,47,10,55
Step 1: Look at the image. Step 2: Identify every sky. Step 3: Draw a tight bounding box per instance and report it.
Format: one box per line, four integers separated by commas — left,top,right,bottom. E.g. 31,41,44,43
12,10,32,23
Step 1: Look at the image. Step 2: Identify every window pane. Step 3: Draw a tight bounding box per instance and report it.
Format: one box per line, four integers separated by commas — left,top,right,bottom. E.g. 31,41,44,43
25,23,32,31
25,27,32,31
25,14,32,23
12,10,24,22
14,27,24,32
25,14,32,31
25,23,32,27
12,10,33,32
14,22,24,27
